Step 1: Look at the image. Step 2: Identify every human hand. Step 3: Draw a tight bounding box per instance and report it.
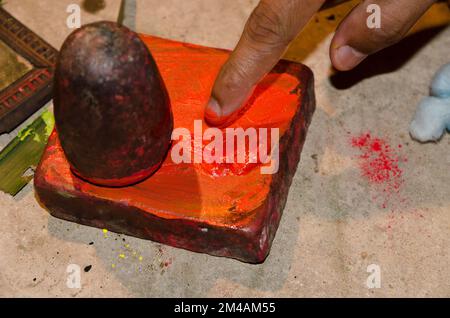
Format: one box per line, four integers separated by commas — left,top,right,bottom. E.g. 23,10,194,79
204,0,437,127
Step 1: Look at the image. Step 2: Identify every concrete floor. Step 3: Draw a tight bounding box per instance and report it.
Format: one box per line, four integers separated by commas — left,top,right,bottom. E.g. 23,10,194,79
0,0,449,297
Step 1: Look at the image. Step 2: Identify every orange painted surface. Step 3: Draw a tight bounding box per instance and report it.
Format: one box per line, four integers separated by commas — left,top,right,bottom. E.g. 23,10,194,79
38,35,303,227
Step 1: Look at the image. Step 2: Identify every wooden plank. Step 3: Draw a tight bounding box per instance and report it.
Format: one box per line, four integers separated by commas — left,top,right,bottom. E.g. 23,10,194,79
0,109,53,195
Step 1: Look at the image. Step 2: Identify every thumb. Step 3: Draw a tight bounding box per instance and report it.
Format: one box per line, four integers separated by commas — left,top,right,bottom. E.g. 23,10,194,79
205,0,325,127
330,0,437,71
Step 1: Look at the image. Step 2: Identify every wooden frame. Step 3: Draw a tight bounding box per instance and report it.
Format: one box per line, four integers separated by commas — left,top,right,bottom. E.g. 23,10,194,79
0,7,57,133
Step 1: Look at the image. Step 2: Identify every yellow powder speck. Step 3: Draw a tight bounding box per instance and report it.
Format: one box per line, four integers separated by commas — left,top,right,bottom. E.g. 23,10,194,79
119,254,125,259
111,264,116,268
138,256,143,262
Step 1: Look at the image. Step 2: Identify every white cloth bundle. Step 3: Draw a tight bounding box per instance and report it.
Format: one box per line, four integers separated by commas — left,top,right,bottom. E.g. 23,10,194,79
410,63,450,142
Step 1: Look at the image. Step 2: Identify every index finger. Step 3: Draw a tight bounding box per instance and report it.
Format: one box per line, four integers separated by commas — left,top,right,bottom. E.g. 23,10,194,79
205,0,326,127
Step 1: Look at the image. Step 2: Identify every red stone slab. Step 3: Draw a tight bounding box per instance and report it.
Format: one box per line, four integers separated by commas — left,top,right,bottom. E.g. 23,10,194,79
34,35,315,263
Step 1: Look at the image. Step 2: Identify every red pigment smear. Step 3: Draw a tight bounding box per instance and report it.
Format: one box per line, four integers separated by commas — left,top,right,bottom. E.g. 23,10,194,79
164,258,173,268
350,133,406,208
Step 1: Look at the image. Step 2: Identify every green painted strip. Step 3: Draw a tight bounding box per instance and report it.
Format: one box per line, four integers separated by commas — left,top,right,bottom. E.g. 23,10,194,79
0,109,54,195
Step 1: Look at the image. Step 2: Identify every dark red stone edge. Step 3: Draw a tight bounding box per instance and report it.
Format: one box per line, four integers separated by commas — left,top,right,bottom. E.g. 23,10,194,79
34,61,315,264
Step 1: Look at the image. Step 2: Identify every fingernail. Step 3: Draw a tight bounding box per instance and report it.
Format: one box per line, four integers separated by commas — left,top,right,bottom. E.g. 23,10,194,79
334,45,367,71
204,97,223,123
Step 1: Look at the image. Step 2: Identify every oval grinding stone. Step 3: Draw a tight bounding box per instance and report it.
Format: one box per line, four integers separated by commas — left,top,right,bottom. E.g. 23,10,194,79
54,21,173,186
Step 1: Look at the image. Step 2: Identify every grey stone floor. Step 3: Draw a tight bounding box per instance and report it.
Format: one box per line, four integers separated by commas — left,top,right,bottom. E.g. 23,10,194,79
0,0,448,297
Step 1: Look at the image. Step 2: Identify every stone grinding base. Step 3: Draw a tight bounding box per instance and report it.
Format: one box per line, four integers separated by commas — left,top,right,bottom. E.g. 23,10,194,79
34,35,315,263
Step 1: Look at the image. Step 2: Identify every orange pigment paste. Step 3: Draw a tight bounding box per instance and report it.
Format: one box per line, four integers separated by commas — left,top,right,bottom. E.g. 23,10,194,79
39,35,302,227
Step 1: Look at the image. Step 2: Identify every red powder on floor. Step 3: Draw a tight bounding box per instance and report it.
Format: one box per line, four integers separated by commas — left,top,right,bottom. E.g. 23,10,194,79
350,133,406,208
